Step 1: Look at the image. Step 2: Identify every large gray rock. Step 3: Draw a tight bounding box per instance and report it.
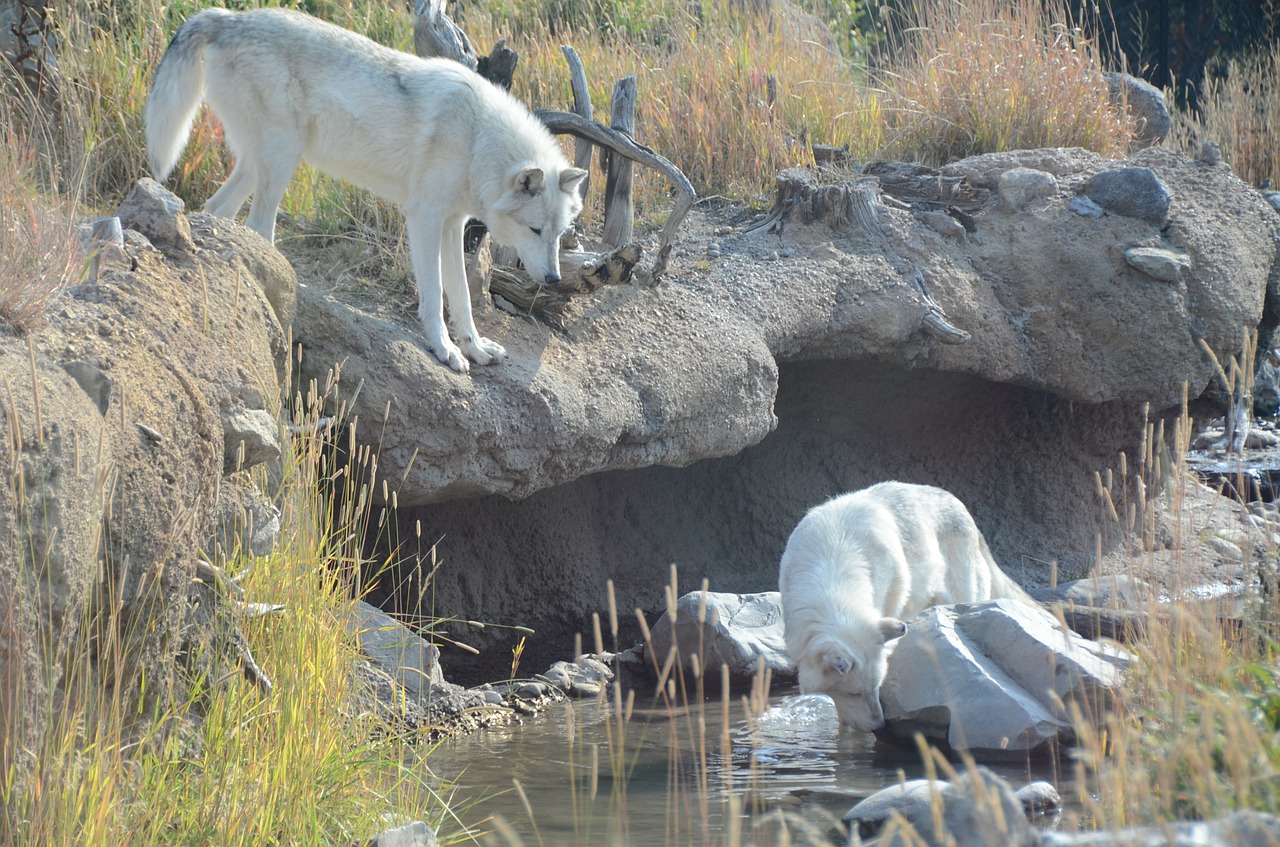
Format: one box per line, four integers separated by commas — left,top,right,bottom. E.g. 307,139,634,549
645,591,794,682
290,147,1276,677
861,768,1039,847
1103,72,1171,148
1082,167,1171,223
879,599,1129,758
347,600,444,703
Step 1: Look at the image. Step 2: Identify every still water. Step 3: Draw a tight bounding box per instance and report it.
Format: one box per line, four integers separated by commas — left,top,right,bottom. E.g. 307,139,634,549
426,686,1076,845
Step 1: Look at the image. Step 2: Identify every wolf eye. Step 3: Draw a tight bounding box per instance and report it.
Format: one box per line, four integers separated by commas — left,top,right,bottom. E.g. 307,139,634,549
530,227,543,235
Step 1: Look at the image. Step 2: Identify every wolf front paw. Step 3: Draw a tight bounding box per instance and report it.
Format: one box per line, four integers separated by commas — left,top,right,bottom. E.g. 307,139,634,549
428,339,470,373
460,335,507,366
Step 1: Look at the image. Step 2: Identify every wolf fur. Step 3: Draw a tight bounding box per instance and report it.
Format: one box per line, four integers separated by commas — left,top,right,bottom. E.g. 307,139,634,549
145,7,587,373
778,481,1034,732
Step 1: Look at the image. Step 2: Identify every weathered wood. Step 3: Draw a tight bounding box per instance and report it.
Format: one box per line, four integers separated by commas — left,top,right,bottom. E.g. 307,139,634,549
744,168,881,234
488,243,643,330
560,45,594,202
602,76,637,247
412,0,478,69
862,161,990,210
536,109,694,280
477,38,518,90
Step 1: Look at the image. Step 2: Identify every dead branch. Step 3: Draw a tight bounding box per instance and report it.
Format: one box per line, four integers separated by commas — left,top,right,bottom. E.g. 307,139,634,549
488,244,643,331
535,109,695,280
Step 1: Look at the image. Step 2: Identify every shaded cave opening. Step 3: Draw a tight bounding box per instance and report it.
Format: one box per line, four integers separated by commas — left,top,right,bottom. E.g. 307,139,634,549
363,359,1146,684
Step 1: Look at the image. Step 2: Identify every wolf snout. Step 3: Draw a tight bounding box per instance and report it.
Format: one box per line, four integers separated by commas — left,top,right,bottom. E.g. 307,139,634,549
544,272,561,286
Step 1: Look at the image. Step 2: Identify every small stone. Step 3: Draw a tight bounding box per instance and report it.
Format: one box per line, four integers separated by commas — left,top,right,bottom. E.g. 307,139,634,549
77,216,124,250
1084,168,1171,223
1124,246,1191,282
997,167,1058,212
115,178,194,253
222,407,282,473
516,681,547,700
1208,537,1243,561
573,681,601,698
1198,140,1223,166
1068,195,1106,218
766,250,779,261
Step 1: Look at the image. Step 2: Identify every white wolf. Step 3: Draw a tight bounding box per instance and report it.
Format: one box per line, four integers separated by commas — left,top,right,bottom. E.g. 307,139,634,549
778,481,1034,732
145,7,587,373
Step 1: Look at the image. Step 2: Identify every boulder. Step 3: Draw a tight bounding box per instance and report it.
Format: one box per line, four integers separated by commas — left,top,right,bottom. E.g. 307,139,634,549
1082,167,1171,223
645,591,794,682
347,600,444,703
1103,72,1171,148
879,600,1129,758
843,773,1058,842
2,181,293,741
0,351,108,784
287,146,1276,678
537,654,614,697
857,767,1039,847
357,820,439,847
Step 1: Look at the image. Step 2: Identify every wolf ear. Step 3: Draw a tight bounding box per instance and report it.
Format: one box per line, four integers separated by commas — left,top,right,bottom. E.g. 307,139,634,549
560,167,588,194
515,167,545,196
823,650,854,676
878,618,907,644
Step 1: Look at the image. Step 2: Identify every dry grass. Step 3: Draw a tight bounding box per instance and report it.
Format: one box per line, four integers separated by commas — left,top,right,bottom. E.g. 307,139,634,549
871,0,1135,164
3,357,462,846
1064,378,1280,830
1170,53,1280,188
0,127,84,333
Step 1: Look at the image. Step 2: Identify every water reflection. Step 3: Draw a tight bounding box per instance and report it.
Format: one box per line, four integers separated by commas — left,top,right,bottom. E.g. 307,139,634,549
426,687,1068,844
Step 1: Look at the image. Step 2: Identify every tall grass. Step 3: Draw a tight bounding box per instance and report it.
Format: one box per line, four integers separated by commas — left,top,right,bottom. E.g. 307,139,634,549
1066,377,1280,831
0,124,85,333
1170,52,1280,189
11,0,1144,246
872,0,1135,164
3,350,464,845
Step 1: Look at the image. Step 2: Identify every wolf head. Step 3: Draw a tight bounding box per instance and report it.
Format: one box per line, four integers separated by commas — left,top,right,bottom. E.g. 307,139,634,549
488,165,588,286
795,617,907,732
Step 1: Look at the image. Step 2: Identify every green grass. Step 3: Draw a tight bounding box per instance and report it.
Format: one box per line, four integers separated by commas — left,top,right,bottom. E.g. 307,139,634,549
1,349,468,845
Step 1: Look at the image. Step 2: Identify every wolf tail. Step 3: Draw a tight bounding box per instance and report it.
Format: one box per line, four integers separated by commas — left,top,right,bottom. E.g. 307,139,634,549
145,9,231,181
978,535,1036,605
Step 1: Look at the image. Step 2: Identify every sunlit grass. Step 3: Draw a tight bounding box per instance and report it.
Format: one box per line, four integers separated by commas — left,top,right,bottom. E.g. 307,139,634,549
3,353,463,846
1170,52,1280,189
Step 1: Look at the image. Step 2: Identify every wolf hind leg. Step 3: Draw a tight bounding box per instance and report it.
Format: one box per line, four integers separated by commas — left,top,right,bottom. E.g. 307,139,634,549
203,159,254,221
242,145,301,243
441,217,507,366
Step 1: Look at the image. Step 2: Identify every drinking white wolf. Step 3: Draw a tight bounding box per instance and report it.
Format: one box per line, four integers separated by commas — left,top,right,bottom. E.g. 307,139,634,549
779,481,1035,731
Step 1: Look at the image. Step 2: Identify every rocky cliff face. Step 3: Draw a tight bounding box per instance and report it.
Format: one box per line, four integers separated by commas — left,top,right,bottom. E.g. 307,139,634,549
288,146,1278,678
1,180,294,764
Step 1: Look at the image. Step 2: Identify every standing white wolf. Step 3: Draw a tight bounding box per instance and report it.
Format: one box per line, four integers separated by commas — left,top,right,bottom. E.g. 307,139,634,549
145,7,587,373
779,481,1034,732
